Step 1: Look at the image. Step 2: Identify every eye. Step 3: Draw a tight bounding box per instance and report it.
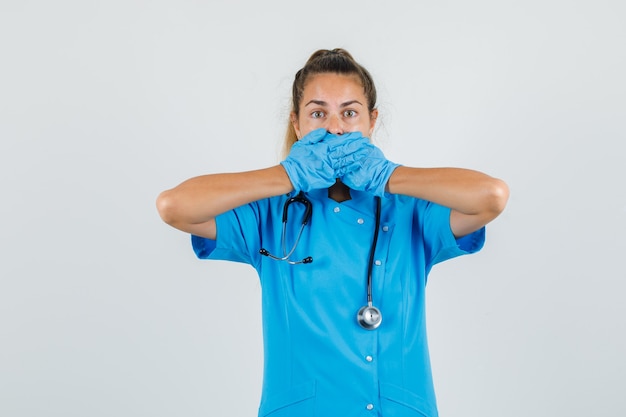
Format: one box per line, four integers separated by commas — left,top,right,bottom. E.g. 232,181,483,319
343,110,357,118
311,111,325,119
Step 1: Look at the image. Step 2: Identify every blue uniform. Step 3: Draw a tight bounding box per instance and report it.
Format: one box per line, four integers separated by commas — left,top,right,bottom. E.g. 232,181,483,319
192,188,485,417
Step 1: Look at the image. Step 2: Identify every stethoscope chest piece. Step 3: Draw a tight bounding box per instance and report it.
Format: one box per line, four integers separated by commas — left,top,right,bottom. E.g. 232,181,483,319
357,304,382,330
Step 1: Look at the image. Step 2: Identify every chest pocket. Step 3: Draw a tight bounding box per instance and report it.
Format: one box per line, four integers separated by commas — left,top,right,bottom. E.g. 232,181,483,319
258,381,316,417
380,383,437,417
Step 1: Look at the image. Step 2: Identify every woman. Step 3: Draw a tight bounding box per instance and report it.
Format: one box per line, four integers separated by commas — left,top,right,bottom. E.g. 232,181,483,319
157,48,509,417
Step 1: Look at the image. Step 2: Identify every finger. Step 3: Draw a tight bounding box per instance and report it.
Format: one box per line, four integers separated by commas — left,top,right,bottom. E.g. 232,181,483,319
325,131,365,148
299,128,328,144
328,137,370,159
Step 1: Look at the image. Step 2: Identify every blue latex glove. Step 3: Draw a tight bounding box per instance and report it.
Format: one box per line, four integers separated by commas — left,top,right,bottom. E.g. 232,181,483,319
280,128,339,192
327,132,372,177
339,141,401,197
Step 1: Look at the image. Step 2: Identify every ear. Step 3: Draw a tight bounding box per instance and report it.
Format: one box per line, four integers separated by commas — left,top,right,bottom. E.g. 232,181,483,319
368,109,379,137
290,112,302,139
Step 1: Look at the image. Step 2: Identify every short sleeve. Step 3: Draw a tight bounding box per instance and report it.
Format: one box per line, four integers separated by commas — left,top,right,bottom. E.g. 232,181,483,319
421,201,485,270
191,202,265,266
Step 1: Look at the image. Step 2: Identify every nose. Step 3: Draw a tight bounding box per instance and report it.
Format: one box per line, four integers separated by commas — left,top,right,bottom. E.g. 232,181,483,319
326,115,344,135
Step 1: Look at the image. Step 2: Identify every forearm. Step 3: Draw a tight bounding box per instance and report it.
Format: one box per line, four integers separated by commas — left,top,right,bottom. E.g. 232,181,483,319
157,165,292,228
387,166,509,217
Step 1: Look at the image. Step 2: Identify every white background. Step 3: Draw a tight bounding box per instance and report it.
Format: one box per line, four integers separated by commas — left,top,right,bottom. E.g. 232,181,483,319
1,1,625,416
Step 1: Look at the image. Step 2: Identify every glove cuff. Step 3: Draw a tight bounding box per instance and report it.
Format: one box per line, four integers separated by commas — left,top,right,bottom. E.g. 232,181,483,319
280,160,302,193
379,162,401,198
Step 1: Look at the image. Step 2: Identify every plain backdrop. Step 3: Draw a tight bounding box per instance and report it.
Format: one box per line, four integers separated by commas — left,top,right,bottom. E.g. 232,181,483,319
1,1,625,416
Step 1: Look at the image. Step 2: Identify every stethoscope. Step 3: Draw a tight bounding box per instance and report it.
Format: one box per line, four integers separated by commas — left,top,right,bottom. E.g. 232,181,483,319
259,192,313,264
260,192,383,330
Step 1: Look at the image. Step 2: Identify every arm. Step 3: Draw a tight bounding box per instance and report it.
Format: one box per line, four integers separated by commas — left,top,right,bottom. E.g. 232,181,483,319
387,166,509,238
156,165,292,240
157,129,367,239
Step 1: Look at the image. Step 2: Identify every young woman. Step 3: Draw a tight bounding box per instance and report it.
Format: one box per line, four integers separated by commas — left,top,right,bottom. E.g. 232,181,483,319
157,48,509,417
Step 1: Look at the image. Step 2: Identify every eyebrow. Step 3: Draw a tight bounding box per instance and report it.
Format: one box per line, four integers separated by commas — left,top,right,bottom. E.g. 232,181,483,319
304,99,364,108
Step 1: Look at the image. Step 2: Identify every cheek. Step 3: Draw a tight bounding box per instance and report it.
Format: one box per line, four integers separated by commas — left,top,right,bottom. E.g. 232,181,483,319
349,118,374,136
296,119,322,136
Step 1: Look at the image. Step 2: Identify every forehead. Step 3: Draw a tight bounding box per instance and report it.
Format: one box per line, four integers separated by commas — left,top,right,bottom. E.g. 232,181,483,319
301,73,366,103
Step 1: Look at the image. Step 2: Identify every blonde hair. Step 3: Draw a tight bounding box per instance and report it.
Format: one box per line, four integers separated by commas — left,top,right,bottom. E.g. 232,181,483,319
282,48,378,157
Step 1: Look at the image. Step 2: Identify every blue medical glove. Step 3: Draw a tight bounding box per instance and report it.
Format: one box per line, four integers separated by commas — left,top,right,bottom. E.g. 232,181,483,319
327,133,372,178
280,128,337,192
340,142,401,197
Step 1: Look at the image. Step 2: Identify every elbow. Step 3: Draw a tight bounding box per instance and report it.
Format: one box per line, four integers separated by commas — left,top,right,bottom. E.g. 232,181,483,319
487,178,510,216
156,190,178,226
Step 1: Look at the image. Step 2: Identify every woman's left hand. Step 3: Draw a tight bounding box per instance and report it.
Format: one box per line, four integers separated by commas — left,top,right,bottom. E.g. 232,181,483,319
337,141,401,197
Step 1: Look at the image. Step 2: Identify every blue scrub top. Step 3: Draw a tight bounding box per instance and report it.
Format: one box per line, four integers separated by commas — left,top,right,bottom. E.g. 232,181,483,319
192,189,485,417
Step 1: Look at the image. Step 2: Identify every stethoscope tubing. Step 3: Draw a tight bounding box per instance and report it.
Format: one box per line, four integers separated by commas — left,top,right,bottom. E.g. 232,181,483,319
260,192,383,329
366,196,382,306
259,192,313,264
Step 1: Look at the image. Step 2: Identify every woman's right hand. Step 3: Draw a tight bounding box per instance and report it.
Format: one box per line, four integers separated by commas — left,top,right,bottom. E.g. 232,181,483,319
280,128,337,192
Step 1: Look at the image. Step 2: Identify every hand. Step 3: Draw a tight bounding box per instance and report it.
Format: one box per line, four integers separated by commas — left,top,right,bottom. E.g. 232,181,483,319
339,141,400,197
280,128,338,192
327,132,371,177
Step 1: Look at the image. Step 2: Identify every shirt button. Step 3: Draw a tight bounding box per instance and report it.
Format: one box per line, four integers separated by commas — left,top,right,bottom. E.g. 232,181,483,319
357,218,364,224
382,225,389,232
374,260,382,266
333,207,340,213
366,404,374,410
365,355,373,362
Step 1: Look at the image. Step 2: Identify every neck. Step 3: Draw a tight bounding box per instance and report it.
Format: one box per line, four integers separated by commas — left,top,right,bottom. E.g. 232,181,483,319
328,180,351,202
